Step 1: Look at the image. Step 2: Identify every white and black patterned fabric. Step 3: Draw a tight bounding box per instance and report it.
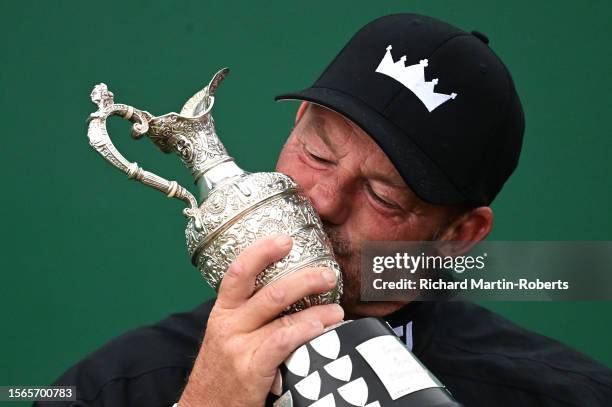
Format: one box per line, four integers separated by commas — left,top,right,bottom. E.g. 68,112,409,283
268,318,461,407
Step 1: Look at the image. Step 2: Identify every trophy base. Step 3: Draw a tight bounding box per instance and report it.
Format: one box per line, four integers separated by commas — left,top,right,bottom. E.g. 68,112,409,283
269,318,461,406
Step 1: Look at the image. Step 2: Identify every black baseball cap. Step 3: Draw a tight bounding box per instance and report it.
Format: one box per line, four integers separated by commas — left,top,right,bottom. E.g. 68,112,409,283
275,13,524,206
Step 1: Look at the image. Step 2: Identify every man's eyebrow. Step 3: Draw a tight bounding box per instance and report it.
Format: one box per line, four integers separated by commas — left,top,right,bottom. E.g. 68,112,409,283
306,113,338,153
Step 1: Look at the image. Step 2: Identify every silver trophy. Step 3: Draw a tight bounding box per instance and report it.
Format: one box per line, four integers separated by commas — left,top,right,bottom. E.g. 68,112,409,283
87,68,342,312
86,70,460,406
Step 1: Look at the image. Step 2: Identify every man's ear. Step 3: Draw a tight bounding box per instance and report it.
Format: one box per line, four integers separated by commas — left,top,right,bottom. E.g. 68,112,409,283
295,101,309,124
439,206,493,255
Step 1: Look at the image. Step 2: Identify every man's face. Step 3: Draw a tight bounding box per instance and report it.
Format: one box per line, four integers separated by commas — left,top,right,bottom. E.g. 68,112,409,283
276,104,459,317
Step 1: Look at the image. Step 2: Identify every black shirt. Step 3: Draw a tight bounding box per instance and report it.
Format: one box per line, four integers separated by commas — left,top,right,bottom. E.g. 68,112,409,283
38,300,612,406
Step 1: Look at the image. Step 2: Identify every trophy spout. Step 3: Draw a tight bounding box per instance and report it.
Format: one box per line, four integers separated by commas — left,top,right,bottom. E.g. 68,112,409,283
145,68,244,201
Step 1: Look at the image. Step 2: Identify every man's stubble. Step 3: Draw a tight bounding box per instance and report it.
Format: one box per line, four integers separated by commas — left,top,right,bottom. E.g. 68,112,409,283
323,221,447,315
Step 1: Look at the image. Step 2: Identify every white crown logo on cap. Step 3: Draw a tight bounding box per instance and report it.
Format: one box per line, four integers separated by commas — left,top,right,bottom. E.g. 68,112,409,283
375,45,457,112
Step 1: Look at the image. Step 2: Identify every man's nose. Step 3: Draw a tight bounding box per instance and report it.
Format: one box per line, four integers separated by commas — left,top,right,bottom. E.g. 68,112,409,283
306,178,352,225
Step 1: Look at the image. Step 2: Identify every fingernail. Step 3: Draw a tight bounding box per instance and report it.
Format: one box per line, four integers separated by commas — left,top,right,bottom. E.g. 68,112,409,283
275,235,292,248
332,304,345,318
323,269,337,284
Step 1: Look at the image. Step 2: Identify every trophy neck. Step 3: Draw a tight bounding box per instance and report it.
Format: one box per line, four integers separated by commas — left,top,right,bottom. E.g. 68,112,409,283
144,111,245,194
196,160,245,201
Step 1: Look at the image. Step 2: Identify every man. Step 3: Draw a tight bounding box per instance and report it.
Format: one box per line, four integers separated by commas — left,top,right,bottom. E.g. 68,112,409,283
43,13,612,407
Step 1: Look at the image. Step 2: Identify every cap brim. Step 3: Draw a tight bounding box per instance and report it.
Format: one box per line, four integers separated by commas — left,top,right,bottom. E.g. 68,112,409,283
275,87,470,206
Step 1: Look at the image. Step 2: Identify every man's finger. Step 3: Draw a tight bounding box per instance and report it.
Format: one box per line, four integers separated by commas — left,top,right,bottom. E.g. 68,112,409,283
251,303,345,376
216,234,293,309
239,267,339,329
259,302,345,342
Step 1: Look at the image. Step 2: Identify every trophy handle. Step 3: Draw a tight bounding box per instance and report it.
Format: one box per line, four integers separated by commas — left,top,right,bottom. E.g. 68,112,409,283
87,83,202,225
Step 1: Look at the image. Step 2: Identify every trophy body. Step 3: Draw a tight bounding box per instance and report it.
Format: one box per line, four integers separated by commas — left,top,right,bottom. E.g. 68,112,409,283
86,70,459,406
186,170,342,311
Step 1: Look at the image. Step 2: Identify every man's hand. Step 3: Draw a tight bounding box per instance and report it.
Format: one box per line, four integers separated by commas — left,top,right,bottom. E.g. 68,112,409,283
179,234,344,407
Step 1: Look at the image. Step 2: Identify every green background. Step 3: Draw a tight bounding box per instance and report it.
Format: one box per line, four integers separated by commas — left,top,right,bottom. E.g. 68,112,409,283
1,0,611,399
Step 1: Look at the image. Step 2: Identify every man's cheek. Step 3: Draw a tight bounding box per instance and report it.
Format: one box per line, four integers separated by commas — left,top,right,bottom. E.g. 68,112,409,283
277,155,315,189
276,146,300,172
346,206,386,239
